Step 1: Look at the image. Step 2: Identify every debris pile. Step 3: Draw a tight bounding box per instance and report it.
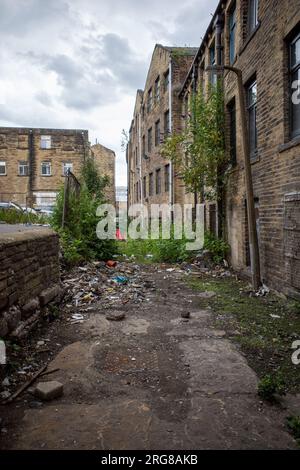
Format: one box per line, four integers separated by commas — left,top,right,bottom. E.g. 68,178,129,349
61,261,156,321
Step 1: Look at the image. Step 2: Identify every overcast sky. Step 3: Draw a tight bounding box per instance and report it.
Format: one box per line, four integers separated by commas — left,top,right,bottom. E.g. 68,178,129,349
0,0,219,186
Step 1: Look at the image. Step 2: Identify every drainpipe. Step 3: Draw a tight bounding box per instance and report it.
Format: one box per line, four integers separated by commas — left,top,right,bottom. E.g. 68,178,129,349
215,13,224,238
168,59,173,208
28,129,34,208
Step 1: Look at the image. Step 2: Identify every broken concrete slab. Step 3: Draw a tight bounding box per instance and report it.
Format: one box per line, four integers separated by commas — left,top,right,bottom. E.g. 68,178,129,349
34,381,63,401
106,311,126,322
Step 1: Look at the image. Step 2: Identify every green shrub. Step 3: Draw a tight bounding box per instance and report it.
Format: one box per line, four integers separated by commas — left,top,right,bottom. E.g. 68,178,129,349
287,416,300,442
258,373,286,401
203,231,230,264
0,208,48,225
50,159,116,265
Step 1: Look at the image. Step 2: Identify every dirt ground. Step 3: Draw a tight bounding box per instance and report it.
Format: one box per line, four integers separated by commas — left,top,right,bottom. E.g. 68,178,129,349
0,263,298,450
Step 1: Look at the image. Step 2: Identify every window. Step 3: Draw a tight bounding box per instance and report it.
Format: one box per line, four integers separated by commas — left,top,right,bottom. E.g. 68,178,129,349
148,127,152,154
41,135,51,149
155,76,160,103
290,30,300,138
164,109,170,137
247,80,258,157
155,120,160,146
228,99,237,165
209,43,217,85
143,176,147,198
229,4,236,65
141,105,145,120
249,0,259,34
41,161,52,176
62,162,73,176
135,147,138,166
164,164,170,192
149,172,154,196
0,161,6,175
156,168,161,195
147,88,153,113
19,161,29,176
142,135,146,158
164,70,169,92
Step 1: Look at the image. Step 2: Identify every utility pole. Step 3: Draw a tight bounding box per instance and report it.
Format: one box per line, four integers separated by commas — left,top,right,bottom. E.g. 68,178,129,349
206,64,261,291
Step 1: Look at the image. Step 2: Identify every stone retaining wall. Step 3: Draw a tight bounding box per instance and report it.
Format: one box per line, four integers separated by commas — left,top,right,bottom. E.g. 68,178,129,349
0,227,62,339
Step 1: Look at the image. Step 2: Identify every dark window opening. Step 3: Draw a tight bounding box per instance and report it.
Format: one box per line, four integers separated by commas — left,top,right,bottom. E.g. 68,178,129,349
247,79,258,157
156,168,161,195
165,164,170,192
229,3,237,64
228,99,237,165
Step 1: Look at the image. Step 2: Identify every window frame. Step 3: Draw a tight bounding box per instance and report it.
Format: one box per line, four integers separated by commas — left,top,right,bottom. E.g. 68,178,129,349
147,88,153,113
148,127,153,154
0,161,7,176
155,76,160,103
62,162,73,176
18,161,29,176
164,164,170,192
228,99,237,165
143,176,147,198
149,172,154,196
155,120,160,146
247,79,258,158
155,168,161,195
290,30,300,139
40,135,52,150
164,70,170,93
164,109,170,137
229,3,237,65
248,0,259,35
41,161,52,176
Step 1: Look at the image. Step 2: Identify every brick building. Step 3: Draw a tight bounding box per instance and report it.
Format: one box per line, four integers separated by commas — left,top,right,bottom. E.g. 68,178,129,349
91,143,116,205
127,45,198,212
180,0,300,297
0,127,116,208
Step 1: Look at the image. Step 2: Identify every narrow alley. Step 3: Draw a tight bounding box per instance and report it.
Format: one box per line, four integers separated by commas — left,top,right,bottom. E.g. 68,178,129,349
1,263,297,450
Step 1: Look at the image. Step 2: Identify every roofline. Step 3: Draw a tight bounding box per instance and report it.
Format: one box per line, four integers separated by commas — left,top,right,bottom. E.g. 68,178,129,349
179,0,224,97
0,126,89,133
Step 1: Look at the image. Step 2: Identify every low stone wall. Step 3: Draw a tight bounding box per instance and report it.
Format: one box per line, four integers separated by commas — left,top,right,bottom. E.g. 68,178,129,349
0,227,62,339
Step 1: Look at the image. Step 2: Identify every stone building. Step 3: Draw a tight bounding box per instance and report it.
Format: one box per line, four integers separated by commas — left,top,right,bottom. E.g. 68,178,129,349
91,143,116,205
0,127,116,208
127,44,198,213
180,0,300,297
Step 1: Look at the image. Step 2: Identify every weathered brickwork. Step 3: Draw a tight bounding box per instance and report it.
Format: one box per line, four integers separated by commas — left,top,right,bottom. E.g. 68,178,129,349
0,127,89,207
91,143,116,205
127,45,197,213
0,228,61,338
180,0,300,297
0,128,116,208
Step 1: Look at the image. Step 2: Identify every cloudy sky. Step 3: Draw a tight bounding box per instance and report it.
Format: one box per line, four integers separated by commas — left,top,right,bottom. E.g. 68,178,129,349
0,0,219,185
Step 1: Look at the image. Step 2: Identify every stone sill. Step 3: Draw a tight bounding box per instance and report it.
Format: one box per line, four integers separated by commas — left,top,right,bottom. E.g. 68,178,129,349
278,136,300,153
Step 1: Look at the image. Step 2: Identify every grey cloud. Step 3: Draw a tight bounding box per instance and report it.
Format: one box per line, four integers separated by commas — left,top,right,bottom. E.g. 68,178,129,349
0,0,70,37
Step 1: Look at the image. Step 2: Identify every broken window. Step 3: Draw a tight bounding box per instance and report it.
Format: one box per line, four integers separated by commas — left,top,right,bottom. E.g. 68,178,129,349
62,162,73,176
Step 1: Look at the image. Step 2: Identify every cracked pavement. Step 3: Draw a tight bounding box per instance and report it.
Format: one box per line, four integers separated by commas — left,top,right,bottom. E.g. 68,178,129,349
1,264,297,450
